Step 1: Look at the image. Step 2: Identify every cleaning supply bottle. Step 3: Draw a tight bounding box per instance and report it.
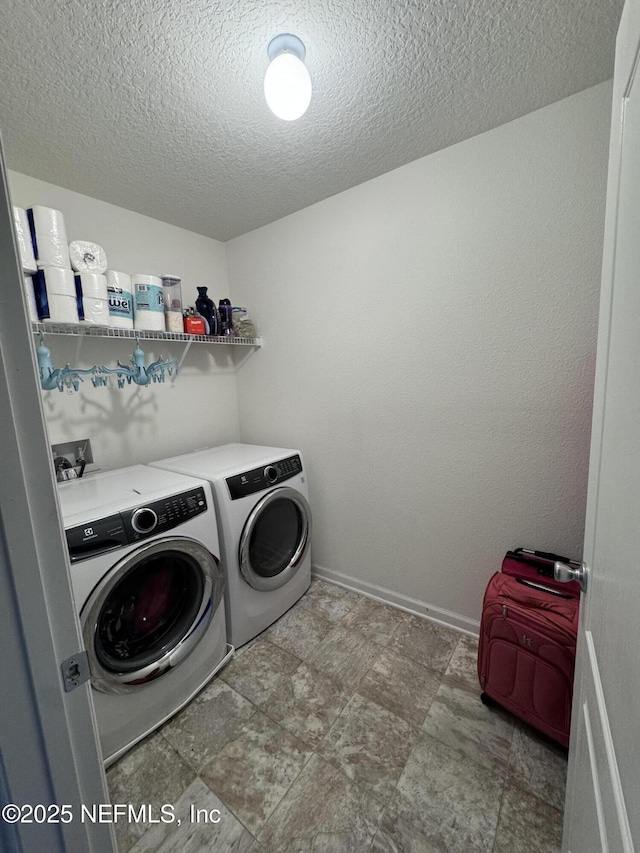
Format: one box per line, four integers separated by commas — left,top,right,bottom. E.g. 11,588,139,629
195,287,218,335
219,298,233,336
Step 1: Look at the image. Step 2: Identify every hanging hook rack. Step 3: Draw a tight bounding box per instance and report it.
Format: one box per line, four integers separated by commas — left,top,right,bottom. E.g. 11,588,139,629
98,335,178,388
35,329,178,393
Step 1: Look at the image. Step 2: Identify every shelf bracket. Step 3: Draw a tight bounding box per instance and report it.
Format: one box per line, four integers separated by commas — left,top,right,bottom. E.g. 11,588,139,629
171,339,194,386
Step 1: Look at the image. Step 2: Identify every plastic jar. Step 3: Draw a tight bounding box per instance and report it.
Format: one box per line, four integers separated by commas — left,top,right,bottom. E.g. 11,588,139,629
161,275,183,333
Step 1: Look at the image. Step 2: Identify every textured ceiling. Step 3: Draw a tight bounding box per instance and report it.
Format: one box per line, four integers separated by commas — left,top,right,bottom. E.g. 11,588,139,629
0,0,623,241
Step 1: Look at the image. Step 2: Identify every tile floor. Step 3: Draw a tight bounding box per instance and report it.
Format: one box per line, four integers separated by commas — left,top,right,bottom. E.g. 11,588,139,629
107,579,568,852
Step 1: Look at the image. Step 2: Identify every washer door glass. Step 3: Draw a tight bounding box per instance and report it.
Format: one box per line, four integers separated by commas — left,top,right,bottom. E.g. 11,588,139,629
83,538,221,693
239,486,311,591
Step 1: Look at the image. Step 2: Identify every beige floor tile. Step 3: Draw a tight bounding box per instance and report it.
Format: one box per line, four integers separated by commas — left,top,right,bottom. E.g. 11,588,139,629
422,674,514,776
389,616,460,673
297,579,361,622
307,625,383,690
383,732,504,853
256,754,385,852
358,646,441,728
161,679,256,773
262,661,352,749
200,711,313,836
444,634,480,690
492,781,563,853
264,604,335,660
129,777,255,853
507,723,568,810
220,639,301,705
340,596,409,646
106,733,195,853
318,692,418,801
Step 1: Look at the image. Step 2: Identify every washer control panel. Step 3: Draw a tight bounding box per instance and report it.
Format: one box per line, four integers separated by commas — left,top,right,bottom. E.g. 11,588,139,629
226,454,302,500
65,486,208,562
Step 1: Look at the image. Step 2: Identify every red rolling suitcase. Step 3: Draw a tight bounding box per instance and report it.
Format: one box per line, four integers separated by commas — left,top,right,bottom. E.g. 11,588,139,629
477,548,580,748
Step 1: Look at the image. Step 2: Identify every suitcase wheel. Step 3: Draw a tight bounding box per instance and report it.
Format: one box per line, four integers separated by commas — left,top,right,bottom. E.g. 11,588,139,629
480,692,494,707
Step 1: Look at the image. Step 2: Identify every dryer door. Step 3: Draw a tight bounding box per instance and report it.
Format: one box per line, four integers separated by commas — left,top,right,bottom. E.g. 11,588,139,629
81,537,223,693
239,486,312,591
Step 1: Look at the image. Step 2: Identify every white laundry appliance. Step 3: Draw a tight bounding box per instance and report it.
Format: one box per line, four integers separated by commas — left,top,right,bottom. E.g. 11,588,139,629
57,465,231,766
150,444,312,648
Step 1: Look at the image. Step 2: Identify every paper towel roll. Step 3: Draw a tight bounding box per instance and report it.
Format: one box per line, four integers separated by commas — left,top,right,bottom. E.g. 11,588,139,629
106,270,134,329
45,293,79,325
23,275,38,322
27,206,71,269
13,207,37,273
81,296,110,326
132,274,165,331
39,266,76,296
69,241,108,273
75,272,108,298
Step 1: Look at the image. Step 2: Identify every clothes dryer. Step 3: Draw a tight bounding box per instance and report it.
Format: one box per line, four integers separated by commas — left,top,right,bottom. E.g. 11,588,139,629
150,444,312,648
57,465,231,766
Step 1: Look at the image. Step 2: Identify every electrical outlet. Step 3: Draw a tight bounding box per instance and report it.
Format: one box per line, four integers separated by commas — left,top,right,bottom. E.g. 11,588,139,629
51,439,94,468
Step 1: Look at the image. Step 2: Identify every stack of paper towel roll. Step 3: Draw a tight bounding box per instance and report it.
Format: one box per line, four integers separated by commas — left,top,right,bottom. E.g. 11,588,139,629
23,206,81,325
132,274,165,331
33,267,78,324
12,207,38,322
75,273,110,325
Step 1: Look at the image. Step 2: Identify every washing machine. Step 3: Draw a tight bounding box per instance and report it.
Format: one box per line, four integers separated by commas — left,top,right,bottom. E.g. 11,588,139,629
57,465,232,767
150,444,312,648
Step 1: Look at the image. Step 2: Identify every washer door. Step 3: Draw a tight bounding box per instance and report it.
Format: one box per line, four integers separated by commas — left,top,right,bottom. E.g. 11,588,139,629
239,486,311,591
82,537,223,694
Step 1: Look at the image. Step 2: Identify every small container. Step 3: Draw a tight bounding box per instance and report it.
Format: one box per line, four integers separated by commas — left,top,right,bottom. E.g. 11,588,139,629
184,307,206,335
231,306,257,338
162,274,183,333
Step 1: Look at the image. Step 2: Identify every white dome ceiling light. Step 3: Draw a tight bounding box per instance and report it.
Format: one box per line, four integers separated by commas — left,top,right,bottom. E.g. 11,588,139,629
264,34,312,121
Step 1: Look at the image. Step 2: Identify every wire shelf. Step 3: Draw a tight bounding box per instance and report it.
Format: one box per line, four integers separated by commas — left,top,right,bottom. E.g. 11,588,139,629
32,321,262,347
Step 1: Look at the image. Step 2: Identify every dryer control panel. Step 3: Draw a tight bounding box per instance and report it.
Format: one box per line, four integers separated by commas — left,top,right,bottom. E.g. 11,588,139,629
66,486,208,562
226,454,302,500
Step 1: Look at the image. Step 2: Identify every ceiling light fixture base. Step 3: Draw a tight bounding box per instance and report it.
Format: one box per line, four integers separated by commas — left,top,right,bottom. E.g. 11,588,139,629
267,33,306,62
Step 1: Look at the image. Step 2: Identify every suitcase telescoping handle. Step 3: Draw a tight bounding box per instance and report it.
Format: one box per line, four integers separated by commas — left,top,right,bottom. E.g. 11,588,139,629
514,547,581,569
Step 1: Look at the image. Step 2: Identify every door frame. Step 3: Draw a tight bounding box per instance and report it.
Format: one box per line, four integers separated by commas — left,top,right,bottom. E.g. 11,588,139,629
0,136,114,851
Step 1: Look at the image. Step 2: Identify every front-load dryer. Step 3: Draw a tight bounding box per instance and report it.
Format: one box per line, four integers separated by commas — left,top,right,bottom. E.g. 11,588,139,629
57,465,232,766
150,444,312,648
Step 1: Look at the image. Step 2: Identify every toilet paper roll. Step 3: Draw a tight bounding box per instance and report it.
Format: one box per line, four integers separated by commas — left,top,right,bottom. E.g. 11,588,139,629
44,293,79,325
81,296,110,326
74,272,108,299
37,266,76,297
27,206,71,269
69,240,108,273
106,270,134,329
23,275,38,322
132,274,165,331
13,207,37,273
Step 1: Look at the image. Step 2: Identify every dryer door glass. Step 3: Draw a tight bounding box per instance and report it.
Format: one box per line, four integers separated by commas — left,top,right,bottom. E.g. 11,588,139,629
83,538,220,693
250,498,301,577
239,486,311,591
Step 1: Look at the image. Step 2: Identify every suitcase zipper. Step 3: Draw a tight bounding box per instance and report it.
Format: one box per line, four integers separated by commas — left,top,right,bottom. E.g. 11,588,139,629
502,605,508,619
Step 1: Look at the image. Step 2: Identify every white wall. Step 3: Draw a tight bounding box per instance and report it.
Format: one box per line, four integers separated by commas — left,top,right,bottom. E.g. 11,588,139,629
8,172,240,470
227,82,612,627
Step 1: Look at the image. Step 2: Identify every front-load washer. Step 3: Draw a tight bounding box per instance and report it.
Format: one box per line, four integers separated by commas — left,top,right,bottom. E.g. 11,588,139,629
57,464,232,766
150,444,312,648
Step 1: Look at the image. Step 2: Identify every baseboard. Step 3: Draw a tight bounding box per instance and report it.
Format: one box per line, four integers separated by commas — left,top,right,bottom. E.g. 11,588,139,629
311,563,480,638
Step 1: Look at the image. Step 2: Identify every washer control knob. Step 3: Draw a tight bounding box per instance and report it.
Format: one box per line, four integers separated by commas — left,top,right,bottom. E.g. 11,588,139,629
264,465,278,484
131,506,158,534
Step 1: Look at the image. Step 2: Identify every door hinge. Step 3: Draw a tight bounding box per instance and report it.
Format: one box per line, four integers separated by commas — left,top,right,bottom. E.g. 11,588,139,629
61,651,90,692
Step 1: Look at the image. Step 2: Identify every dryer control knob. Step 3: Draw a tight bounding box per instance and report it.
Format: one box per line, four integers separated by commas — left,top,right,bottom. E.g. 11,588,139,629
131,506,158,534
264,465,278,484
